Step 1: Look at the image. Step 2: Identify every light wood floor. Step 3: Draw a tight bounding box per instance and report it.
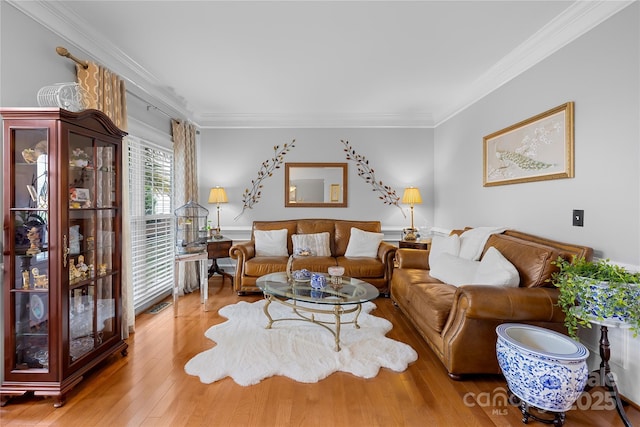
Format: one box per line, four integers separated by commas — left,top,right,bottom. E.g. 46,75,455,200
2,276,639,426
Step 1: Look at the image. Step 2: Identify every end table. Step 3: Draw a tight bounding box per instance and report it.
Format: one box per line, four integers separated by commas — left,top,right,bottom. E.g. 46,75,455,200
207,237,233,286
399,238,431,250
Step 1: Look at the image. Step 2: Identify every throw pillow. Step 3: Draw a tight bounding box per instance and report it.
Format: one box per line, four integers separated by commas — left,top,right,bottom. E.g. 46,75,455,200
458,226,507,261
292,232,331,257
428,234,461,267
472,246,520,287
429,253,479,286
254,229,289,257
344,227,384,258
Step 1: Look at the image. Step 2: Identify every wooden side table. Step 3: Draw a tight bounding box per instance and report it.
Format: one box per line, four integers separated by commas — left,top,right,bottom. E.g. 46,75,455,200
207,237,233,286
399,239,431,250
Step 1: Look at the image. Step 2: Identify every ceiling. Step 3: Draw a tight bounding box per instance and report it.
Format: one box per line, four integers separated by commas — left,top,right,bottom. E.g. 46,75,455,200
13,1,634,128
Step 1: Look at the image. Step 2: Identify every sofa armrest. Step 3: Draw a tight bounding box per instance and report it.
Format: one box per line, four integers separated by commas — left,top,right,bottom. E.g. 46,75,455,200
378,242,398,286
395,248,430,270
440,285,566,376
229,241,256,283
449,285,563,322
229,240,256,261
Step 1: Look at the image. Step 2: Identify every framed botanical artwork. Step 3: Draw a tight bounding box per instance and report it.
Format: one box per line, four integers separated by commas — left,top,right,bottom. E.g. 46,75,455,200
483,102,574,187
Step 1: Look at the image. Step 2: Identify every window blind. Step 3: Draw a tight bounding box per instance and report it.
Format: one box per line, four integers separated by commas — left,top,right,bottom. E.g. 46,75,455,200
128,136,174,313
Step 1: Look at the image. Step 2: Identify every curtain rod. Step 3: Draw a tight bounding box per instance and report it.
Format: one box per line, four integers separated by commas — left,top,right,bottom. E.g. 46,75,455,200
126,91,173,119
56,46,178,122
56,46,88,69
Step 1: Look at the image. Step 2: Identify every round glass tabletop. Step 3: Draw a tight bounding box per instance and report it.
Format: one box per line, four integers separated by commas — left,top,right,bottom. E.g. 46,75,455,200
256,272,379,305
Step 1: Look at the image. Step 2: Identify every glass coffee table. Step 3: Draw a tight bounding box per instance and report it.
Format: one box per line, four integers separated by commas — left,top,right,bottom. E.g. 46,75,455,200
256,272,379,351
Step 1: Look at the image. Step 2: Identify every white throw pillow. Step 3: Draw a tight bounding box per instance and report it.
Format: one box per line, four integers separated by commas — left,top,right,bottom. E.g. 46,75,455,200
429,253,479,286
428,234,461,267
458,226,507,261
472,246,520,287
344,227,384,258
292,232,331,257
254,229,289,257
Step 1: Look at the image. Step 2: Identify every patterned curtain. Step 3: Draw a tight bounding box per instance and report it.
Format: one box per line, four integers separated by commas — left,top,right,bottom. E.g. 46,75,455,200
76,62,134,339
172,119,201,293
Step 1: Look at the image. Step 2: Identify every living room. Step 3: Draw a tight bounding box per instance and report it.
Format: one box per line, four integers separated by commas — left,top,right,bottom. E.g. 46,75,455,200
1,1,639,425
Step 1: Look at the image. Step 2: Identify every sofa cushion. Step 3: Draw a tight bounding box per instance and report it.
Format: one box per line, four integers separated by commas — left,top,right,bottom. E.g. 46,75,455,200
291,256,337,272
429,253,478,286
472,246,520,287
254,229,288,256
344,227,384,258
482,234,559,288
429,234,460,267
407,282,457,333
292,232,331,257
336,256,385,278
244,256,289,277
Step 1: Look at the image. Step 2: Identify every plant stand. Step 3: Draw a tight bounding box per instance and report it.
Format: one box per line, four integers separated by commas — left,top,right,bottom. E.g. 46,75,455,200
578,313,633,427
518,400,566,426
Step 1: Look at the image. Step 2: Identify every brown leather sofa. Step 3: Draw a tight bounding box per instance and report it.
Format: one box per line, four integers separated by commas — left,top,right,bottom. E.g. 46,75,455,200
390,229,593,379
229,219,397,295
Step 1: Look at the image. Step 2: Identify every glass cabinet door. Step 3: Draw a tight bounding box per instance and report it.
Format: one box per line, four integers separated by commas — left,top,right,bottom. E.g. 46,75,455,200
66,132,119,367
9,128,50,372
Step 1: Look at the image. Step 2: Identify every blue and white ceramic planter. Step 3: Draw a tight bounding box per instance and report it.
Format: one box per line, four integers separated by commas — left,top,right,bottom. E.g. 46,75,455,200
496,323,589,413
577,279,640,322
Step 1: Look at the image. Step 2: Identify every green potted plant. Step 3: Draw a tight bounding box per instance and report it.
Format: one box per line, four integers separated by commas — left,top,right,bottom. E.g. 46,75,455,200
551,257,640,338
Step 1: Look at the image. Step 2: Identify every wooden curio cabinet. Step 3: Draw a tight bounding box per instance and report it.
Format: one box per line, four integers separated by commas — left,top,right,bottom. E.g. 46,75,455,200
1,108,128,407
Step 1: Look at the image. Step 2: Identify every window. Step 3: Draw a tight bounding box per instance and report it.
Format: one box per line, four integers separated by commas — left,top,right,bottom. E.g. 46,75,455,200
128,136,174,313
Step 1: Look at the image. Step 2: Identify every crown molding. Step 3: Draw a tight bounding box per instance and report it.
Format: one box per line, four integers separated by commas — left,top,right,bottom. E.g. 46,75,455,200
9,0,635,129
195,112,434,129
7,0,191,120
434,0,636,126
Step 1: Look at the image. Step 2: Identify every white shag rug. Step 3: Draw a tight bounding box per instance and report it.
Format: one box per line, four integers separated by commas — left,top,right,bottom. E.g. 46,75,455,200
184,299,418,386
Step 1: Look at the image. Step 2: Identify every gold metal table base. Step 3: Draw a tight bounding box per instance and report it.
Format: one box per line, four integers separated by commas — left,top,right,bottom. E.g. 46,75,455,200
262,294,363,351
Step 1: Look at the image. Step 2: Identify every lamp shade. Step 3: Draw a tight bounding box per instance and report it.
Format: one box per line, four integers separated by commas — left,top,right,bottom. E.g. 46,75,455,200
208,187,228,204
402,187,422,205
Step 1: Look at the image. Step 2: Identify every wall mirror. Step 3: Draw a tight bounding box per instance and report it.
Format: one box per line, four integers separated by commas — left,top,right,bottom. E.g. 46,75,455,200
285,162,348,207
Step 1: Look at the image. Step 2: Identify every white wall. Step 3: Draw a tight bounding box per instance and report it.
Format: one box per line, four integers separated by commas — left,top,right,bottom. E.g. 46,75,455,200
434,4,640,404
197,127,434,240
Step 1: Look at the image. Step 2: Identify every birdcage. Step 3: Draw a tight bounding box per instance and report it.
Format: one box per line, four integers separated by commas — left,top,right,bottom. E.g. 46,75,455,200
174,201,209,254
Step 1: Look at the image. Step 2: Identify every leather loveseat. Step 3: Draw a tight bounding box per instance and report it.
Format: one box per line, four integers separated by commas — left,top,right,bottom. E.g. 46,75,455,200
390,229,593,379
229,219,397,295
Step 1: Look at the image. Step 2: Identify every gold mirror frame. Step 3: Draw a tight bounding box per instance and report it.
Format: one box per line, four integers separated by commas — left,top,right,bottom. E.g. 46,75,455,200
285,162,348,207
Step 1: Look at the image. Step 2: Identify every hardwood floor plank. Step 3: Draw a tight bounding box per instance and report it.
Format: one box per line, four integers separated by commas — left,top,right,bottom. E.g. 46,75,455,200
1,276,639,426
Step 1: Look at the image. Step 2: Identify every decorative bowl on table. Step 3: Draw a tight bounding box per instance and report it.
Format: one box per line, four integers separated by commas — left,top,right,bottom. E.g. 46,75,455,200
328,266,345,286
292,269,311,282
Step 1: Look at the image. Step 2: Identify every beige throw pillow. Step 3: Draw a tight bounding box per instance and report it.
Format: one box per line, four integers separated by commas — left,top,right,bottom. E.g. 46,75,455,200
292,232,331,257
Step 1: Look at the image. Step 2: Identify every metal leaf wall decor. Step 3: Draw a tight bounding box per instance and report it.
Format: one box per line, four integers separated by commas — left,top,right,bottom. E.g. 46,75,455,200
235,140,296,220
341,139,405,218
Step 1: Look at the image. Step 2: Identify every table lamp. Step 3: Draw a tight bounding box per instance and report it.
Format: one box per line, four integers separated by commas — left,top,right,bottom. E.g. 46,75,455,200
208,186,228,239
402,187,422,241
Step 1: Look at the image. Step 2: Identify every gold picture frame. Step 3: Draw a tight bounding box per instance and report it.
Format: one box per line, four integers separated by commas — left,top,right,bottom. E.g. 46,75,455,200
483,102,574,187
